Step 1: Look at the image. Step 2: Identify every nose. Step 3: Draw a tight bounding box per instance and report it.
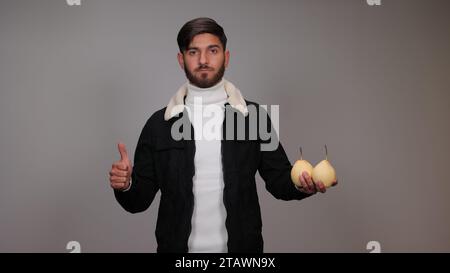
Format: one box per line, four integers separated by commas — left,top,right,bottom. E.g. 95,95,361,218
199,51,208,66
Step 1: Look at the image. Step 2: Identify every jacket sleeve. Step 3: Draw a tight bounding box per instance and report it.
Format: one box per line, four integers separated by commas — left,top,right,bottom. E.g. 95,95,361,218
114,118,159,213
257,108,312,201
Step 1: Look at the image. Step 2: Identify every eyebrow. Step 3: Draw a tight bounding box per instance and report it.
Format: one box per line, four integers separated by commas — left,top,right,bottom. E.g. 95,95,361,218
187,44,221,51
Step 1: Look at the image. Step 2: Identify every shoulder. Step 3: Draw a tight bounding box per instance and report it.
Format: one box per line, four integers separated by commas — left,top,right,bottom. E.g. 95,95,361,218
244,99,272,116
244,99,260,108
149,107,167,124
140,107,168,133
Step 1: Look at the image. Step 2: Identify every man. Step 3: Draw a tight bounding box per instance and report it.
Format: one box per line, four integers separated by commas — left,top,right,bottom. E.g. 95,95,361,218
109,17,337,253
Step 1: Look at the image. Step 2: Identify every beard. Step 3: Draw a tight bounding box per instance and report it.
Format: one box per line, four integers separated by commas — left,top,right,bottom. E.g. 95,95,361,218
184,60,226,89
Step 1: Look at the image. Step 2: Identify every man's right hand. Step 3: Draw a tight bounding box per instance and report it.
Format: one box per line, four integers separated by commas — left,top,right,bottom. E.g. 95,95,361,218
109,142,132,191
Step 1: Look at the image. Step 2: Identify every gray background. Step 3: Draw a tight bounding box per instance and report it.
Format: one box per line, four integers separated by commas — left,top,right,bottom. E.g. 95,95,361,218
1,0,449,252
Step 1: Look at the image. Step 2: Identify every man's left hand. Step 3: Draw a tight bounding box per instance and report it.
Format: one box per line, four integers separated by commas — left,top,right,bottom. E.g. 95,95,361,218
296,171,338,194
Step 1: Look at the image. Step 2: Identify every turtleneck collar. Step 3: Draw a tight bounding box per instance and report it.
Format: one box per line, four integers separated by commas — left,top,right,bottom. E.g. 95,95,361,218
164,78,248,121
185,79,228,105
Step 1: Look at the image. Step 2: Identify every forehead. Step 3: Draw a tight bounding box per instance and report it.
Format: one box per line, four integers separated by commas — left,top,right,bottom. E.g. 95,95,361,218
189,33,222,48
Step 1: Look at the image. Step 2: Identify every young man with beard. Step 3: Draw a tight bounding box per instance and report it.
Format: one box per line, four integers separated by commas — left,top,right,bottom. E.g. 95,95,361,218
109,17,337,253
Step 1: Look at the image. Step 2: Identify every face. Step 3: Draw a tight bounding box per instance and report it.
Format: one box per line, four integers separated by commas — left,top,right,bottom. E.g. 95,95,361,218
177,33,230,88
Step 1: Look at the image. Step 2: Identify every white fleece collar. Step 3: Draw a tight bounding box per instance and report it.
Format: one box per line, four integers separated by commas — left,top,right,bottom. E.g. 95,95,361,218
164,79,248,121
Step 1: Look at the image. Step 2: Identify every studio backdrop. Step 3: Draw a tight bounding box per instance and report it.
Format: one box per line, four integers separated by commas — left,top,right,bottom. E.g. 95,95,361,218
0,0,449,252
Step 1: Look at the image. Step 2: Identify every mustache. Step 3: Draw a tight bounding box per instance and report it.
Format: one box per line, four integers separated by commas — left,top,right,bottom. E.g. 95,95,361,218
196,65,213,71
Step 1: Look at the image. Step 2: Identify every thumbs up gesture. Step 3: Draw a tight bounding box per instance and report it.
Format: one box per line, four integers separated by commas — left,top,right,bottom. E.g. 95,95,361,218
109,142,132,191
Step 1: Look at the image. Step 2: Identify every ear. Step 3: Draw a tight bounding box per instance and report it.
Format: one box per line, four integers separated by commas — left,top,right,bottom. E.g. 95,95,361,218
224,50,230,68
177,52,185,70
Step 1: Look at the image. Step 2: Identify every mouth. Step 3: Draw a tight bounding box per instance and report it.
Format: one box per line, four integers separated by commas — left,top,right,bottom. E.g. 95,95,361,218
197,68,213,72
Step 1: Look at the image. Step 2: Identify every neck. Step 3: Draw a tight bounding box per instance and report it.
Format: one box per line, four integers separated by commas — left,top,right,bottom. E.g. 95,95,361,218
186,79,227,105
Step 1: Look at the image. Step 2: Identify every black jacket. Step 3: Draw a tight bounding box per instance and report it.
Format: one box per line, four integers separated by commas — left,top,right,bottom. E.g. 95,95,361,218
114,100,311,252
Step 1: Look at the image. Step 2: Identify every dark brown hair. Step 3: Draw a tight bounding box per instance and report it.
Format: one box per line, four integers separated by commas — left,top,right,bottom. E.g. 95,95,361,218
177,17,227,53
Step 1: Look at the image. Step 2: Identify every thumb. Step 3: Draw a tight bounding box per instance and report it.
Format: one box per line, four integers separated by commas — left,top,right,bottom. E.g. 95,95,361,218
117,142,129,162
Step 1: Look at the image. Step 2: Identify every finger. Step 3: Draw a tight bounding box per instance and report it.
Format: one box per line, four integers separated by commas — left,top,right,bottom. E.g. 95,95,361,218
303,172,315,192
111,182,126,190
316,181,326,193
113,162,128,171
110,176,127,183
118,142,129,162
299,174,314,194
332,179,338,187
298,173,308,190
111,181,125,187
110,169,128,177
296,185,311,194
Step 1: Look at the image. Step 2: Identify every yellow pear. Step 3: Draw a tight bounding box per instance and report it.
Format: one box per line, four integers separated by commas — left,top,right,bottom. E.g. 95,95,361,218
312,145,336,188
291,147,313,186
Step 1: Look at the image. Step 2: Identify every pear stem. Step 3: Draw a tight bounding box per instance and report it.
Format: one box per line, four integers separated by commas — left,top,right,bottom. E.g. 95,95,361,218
299,146,303,160
325,145,328,160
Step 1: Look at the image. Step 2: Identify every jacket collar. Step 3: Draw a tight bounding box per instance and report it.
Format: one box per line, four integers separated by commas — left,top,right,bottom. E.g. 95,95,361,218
164,78,248,121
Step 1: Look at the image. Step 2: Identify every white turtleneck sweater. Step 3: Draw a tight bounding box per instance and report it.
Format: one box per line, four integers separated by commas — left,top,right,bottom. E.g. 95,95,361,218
185,79,228,253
